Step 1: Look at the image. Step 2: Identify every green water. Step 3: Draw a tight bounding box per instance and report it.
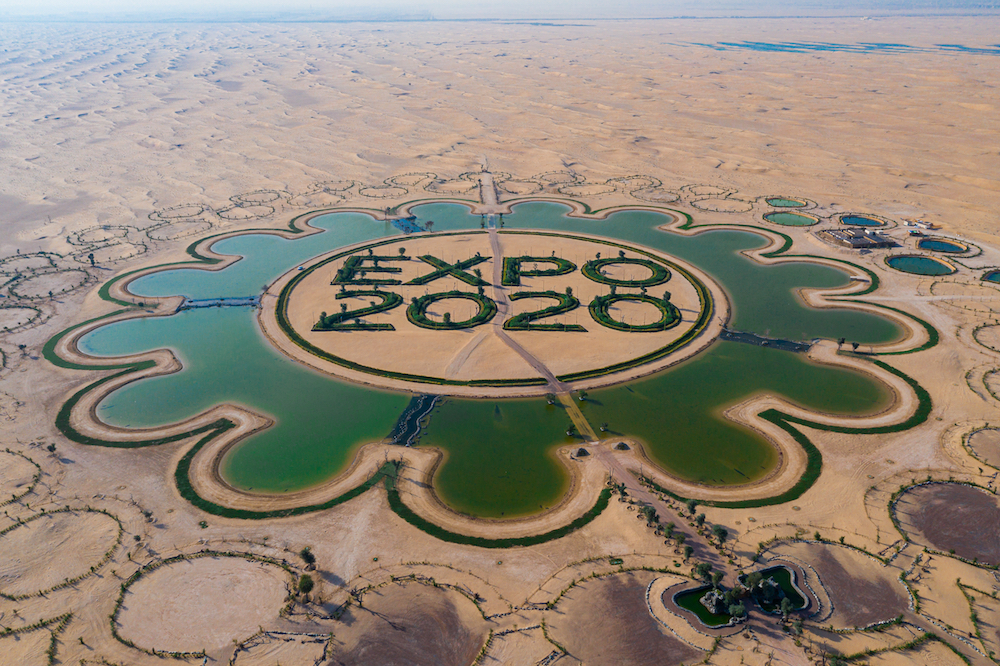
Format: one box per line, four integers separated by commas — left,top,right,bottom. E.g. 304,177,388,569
763,211,817,227
674,586,733,626
755,566,806,612
422,399,573,517
77,202,903,515
886,255,955,276
766,197,806,208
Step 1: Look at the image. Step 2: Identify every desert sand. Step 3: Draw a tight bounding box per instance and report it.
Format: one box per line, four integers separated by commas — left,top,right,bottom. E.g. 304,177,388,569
0,15,999,666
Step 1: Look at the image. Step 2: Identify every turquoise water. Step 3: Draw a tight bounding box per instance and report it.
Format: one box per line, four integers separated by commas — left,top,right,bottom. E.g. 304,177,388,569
984,270,1000,284
886,255,955,276
766,197,806,208
841,215,884,227
77,202,902,514
917,238,967,253
763,212,816,227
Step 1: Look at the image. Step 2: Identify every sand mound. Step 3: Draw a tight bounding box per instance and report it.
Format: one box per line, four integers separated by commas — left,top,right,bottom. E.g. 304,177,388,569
968,428,1000,469
546,571,702,666
0,450,38,500
768,541,907,629
0,510,119,597
975,325,1000,353
117,556,290,654
0,306,41,330
0,625,51,664
895,483,1000,566
327,582,489,666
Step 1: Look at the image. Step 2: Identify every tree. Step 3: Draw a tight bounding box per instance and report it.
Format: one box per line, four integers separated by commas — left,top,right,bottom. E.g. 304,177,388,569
686,498,698,515
298,574,314,594
851,341,860,351
837,337,846,348
426,220,434,232
695,513,706,527
683,545,693,560
711,571,724,589
780,596,794,618
300,547,316,566
674,534,686,546
693,562,713,582
618,249,625,258
663,522,675,539
712,525,729,544
728,603,746,618
565,286,573,297
662,290,671,302
87,252,95,266
443,312,452,325
399,247,406,256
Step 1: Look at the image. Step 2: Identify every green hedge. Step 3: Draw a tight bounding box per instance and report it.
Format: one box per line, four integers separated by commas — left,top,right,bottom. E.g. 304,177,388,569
407,290,497,330
505,291,586,331
588,293,678,332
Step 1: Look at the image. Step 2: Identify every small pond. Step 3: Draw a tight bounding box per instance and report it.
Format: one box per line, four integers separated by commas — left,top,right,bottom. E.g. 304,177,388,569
766,197,807,208
917,237,967,254
886,255,956,276
984,270,1000,284
841,215,884,227
754,566,807,613
763,211,817,227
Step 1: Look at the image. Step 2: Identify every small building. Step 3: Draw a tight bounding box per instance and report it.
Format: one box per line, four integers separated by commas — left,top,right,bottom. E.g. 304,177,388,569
819,228,895,249
904,218,937,230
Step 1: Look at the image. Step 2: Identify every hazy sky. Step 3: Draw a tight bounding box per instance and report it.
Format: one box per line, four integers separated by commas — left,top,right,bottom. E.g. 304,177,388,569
0,0,993,19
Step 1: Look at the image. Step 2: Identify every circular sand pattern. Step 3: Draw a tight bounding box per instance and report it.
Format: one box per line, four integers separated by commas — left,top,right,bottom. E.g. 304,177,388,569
896,483,1000,565
147,220,213,241
0,306,41,331
74,242,146,265
538,171,580,185
498,179,542,195
425,179,477,194
683,184,732,197
929,281,1000,314
0,450,39,504
633,187,680,203
0,253,57,275
0,510,120,597
974,325,1000,353
150,204,210,221
287,191,345,208
359,185,408,198
9,270,89,299
968,428,1000,469
327,582,489,665
558,183,616,197
548,571,701,666
217,204,275,219
767,541,907,629
691,197,754,213
269,230,719,395
389,172,435,187
70,225,131,245
231,190,287,205
118,556,290,654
